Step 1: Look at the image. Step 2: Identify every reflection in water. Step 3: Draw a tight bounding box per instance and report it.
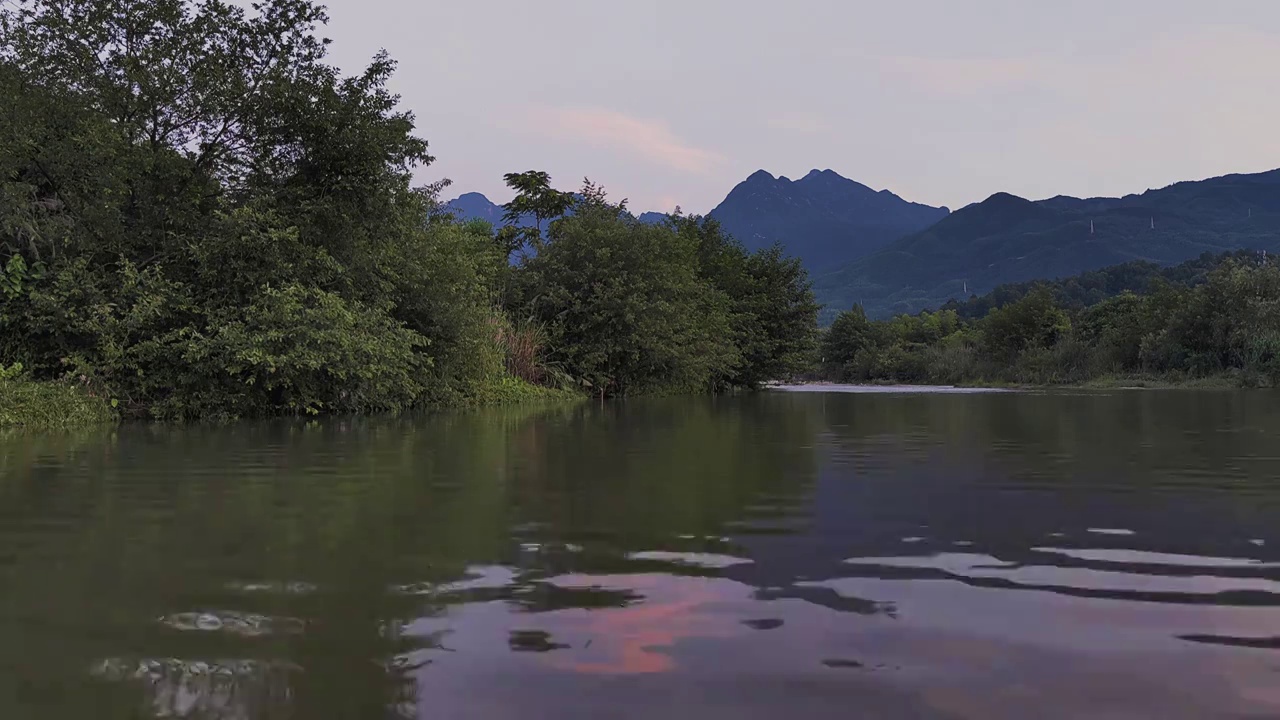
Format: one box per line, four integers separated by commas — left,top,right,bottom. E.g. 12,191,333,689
157,611,306,637
3,392,1280,718
91,658,299,720
626,551,754,568
1031,547,1279,568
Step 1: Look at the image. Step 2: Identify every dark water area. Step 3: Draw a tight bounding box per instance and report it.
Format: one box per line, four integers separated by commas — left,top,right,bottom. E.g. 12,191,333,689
3,390,1280,719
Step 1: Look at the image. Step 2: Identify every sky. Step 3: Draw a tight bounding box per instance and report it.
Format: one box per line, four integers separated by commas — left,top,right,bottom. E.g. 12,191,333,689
312,0,1280,214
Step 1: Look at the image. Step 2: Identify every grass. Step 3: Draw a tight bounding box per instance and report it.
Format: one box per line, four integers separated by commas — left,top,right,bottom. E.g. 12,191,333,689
1077,374,1251,390
1,374,577,431
0,379,117,429
472,375,584,406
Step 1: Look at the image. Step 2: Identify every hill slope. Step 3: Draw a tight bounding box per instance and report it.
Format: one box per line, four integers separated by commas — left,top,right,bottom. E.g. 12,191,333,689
814,168,1280,320
941,249,1263,320
708,169,949,273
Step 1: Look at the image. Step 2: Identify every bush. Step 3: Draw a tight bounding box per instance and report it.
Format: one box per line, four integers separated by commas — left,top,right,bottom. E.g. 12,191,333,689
921,339,980,385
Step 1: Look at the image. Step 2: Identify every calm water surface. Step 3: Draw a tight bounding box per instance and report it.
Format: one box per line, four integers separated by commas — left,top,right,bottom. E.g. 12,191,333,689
3,390,1280,719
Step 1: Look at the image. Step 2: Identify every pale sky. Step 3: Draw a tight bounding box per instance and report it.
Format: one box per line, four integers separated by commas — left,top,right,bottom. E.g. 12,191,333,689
315,0,1280,214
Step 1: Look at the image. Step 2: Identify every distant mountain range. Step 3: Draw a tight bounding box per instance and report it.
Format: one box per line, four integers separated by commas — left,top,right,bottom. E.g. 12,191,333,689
444,167,1280,322
812,168,1280,319
446,170,948,273
444,192,668,229
707,169,949,273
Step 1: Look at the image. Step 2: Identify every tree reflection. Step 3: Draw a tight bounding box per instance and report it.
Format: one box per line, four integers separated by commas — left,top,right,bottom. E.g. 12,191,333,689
2,397,827,719
92,658,299,720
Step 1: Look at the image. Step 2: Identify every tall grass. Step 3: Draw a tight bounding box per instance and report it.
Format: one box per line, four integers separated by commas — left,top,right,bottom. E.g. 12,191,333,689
0,379,116,429
490,313,551,385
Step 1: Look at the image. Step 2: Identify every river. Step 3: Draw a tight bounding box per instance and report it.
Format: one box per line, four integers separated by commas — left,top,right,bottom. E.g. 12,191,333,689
3,388,1279,719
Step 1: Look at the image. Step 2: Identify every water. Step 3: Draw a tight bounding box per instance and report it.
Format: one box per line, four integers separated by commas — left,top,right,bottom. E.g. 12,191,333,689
3,390,1280,719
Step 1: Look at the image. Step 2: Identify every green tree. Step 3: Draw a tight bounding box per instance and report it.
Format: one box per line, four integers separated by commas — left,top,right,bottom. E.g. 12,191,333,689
674,217,818,386
822,305,875,379
980,286,1071,363
517,182,738,395
499,171,574,258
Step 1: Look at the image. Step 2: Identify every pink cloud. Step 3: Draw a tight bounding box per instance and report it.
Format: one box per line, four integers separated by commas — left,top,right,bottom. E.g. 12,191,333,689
526,106,723,174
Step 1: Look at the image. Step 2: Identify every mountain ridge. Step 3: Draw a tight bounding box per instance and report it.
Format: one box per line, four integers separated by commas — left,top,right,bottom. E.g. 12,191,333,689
813,167,1280,320
706,169,949,272
444,192,670,228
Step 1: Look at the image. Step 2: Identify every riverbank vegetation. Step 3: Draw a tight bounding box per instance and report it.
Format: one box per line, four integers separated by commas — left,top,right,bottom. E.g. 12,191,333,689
0,0,818,422
820,252,1280,387
0,364,115,428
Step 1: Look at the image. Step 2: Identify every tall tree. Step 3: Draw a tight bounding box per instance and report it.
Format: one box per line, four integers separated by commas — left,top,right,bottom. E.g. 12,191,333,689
499,170,574,257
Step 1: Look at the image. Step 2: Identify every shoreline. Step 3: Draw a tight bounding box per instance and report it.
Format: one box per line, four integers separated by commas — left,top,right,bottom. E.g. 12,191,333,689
767,375,1256,393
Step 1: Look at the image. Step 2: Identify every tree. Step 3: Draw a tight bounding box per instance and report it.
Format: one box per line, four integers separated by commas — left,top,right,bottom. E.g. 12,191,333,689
980,286,1070,363
822,305,874,367
500,171,574,257
0,0,501,418
673,216,818,387
517,182,738,395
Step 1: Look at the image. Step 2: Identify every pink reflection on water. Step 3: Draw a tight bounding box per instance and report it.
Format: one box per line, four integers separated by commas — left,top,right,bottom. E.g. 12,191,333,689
539,573,748,675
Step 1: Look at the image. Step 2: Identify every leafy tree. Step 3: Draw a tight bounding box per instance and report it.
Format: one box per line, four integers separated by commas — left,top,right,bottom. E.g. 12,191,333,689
1077,292,1146,370
822,305,875,377
675,217,818,386
517,182,738,395
500,171,574,257
980,286,1070,363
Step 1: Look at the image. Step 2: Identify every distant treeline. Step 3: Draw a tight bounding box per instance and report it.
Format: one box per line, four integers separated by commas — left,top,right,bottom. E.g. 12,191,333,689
0,0,818,422
939,250,1266,319
821,251,1280,386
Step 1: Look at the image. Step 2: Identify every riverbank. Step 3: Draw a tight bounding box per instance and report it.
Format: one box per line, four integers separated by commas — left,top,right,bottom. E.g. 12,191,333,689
0,379,116,429
1075,375,1248,390
0,376,583,431
767,381,1011,394
772,373,1259,394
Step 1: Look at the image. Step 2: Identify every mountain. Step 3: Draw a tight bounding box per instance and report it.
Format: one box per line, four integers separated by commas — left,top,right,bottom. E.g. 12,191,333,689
707,169,950,273
637,211,668,225
814,168,1280,321
444,192,505,224
444,192,667,227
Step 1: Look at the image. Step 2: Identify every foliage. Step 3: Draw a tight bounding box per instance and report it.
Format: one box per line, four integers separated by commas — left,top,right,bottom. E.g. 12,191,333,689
498,171,575,258
514,186,739,396
506,181,819,396
980,287,1070,363
0,0,509,418
469,375,583,406
941,250,1263,320
819,255,1280,388
0,0,819,419
675,217,819,387
0,376,115,428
